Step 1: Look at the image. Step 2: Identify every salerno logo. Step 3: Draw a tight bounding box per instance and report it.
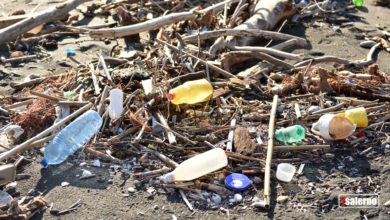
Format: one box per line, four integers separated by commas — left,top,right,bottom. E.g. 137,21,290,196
339,194,379,208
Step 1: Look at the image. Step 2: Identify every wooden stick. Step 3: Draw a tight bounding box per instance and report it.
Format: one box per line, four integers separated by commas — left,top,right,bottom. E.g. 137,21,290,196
30,91,65,102
10,78,45,90
274,145,330,151
263,95,278,208
311,102,345,115
226,118,236,152
4,99,35,110
0,14,29,29
23,134,55,151
294,43,380,68
153,120,197,145
182,29,307,46
98,55,115,86
155,111,176,144
199,0,240,14
229,45,302,61
0,0,91,45
167,71,206,84
133,166,171,178
98,86,109,116
57,101,90,106
294,103,301,119
179,189,194,211
89,12,196,38
156,39,237,79
84,147,120,163
228,1,247,28
0,103,93,162
89,63,101,95
225,151,265,164
225,51,294,69
1,55,39,63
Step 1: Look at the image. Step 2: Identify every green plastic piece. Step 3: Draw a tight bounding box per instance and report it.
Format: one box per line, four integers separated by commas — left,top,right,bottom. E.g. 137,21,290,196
352,0,364,7
63,91,77,99
275,125,305,144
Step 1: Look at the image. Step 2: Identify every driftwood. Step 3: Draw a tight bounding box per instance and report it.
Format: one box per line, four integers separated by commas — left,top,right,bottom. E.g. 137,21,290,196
221,51,293,72
210,0,295,56
0,14,29,29
294,43,381,68
182,29,307,47
89,12,196,38
229,45,302,61
0,0,91,45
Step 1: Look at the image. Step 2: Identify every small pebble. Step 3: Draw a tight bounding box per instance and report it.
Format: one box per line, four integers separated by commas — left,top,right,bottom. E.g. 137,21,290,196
211,194,222,204
360,40,376,48
147,187,156,195
93,159,101,167
324,100,334,107
127,187,136,193
308,106,321,113
324,153,335,159
61,182,70,187
277,195,289,203
234,194,243,203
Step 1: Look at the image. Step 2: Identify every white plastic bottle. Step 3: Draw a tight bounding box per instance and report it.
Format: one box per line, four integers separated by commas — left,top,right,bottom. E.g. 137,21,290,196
109,88,124,120
160,148,228,183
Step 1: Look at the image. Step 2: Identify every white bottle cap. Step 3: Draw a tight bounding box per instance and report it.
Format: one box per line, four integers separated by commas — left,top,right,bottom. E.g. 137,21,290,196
159,172,175,183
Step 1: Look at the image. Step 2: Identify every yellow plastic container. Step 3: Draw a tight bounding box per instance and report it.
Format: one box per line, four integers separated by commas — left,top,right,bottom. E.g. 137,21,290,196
339,107,368,128
168,79,213,105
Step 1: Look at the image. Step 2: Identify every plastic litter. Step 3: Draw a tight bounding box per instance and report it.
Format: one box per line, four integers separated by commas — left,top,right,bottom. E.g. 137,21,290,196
66,48,76,56
275,125,305,144
109,88,124,120
93,159,101,167
0,191,12,207
339,107,368,128
41,110,103,167
167,79,213,105
224,173,251,192
311,114,356,140
160,148,227,183
276,163,296,182
352,0,364,7
81,169,94,178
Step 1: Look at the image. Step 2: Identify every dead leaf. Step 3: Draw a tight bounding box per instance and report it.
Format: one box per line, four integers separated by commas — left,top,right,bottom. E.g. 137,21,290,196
66,14,79,24
26,24,44,35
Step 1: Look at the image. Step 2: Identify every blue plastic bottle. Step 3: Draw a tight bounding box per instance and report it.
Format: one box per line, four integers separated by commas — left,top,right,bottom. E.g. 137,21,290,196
41,110,103,167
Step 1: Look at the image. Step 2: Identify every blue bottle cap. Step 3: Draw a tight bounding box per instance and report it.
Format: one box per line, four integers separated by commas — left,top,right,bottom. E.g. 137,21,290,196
225,173,251,192
40,159,48,168
66,48,76,56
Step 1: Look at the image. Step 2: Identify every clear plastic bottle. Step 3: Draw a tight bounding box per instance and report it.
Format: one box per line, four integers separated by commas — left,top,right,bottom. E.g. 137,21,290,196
275,125,305,144
160,148,227,183
167,79,213,105
40,110,103,167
